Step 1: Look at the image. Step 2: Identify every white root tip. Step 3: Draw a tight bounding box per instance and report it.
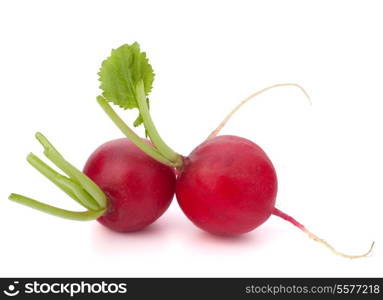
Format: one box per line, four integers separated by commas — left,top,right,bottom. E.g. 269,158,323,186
304,229,375,259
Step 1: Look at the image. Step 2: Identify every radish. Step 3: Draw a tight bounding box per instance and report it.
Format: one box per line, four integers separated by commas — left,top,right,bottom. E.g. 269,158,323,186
84,138,175,232
8,134,175,232
175,135,277,236
9,43,176,232
96,43,373,257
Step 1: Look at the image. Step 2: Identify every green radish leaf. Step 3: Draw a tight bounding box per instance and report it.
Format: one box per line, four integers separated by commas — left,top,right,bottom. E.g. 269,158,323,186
98,42,154,127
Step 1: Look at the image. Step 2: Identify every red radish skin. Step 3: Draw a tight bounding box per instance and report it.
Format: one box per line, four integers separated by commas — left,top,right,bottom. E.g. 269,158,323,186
83,138,176,232
176,135,277,235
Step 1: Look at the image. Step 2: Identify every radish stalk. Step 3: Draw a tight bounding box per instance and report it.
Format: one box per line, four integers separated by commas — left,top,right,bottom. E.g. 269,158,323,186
26,153,99,211
8,133,107,221
9,194,105,221
35,132,106,208
97,96,174,167
272,208,374,259
135,80,183,167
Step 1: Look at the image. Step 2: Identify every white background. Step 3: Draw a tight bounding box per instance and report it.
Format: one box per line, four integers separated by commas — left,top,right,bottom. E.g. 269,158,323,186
0,0,382,277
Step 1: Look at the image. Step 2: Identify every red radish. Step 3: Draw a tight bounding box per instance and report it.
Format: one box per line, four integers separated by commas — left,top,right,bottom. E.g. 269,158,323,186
8,43,178,233
176,135,277,235
8,133,175,233
84,138,175,232
175,134,374,258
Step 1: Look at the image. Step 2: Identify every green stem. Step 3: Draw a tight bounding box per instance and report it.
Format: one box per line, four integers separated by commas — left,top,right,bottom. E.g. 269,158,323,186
135,80,183,167
9,132,108,222
27,153,99,211
35,132,107,209
9,193,105,221
96,96,175,167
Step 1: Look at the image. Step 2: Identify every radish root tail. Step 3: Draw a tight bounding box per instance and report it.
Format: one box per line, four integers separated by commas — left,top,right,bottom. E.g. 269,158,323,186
272,207,374,259
207,83,311,140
